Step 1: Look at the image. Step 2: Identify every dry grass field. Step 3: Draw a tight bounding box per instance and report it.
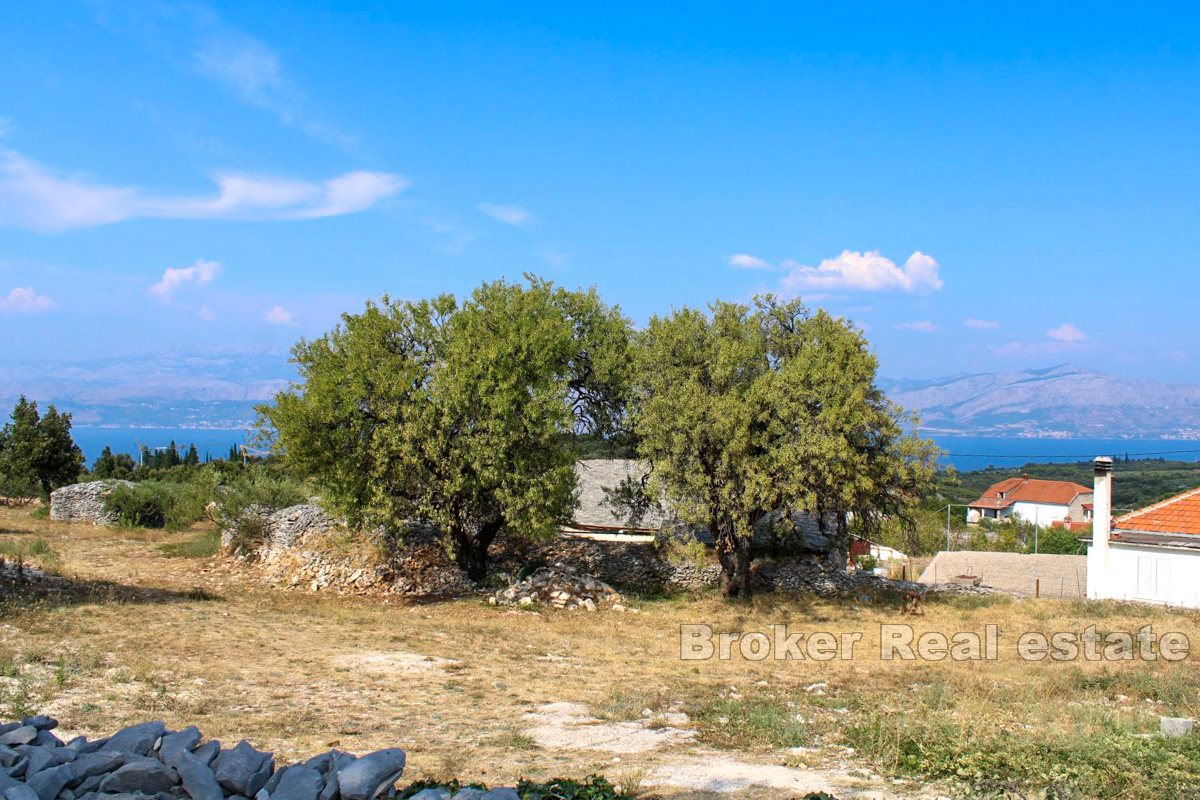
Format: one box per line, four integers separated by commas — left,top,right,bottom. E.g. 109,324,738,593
3,507,1200,799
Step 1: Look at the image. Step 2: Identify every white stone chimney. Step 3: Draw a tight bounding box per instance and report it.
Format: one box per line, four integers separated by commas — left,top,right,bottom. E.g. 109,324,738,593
1087,456,1113,599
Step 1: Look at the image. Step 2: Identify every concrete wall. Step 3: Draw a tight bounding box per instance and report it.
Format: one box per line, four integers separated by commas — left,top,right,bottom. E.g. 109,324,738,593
1089,542,1200,607
918,550,1087,597
1010,501,1071,527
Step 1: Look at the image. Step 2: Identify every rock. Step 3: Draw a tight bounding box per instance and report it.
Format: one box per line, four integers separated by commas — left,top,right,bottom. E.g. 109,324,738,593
333,749,406,800
4,784,40,800
66,753,123,786
480,790,519,800
158,729,201,764
99,762,178,795
0,772,18,793
21,750,54,780
450,791,484,800
1161,717,1196,738
0,730,37,749
101,722,165,757
167,751,222,800
19,720,56,734
190,743,219,768
269,766,323,800
26,764,74,800
213,742,274,797
407,789,449,800
0,745,19,768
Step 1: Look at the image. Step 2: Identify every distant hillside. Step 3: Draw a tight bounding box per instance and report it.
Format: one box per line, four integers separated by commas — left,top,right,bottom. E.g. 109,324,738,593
882,364,1200,439
0,350,294,428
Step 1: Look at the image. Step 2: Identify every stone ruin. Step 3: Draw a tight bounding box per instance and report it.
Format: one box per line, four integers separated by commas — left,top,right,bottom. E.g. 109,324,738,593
490,565,625,611
0,716,519,800
48,482,130,526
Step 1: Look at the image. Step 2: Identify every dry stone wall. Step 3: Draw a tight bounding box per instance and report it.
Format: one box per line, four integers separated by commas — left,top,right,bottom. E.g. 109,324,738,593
48,482,130,526
0,716,519,800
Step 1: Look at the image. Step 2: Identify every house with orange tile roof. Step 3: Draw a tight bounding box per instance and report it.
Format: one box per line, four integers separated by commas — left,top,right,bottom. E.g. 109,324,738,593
966,476,1093,527
1087,458,1200,607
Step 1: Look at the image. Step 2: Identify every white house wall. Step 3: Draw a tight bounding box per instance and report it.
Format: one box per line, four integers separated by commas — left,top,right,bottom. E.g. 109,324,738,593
1089,542,1200,607
1010,501,1070,527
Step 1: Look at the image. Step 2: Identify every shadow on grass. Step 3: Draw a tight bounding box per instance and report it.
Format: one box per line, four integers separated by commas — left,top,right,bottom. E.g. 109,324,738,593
0,568,221,611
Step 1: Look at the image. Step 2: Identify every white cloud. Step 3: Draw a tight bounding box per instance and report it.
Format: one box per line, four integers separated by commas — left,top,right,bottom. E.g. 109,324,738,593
0,148,406,231
781,250,944,295
964,318,1000,330
728,253,772,270
0,287,54,314
264,305,296,326
150,259,222,301
478,202,532,226
898,320,937,333
540,245,570,267
1047,323,1087,342
197,306,217,322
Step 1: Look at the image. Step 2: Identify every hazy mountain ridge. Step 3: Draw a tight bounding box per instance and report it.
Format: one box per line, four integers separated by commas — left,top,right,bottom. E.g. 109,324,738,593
881,364,1200,438
0,350,295,428
3,353,1199,437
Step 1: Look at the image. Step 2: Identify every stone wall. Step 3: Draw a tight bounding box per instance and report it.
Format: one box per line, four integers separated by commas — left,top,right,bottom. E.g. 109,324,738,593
48,481,130,526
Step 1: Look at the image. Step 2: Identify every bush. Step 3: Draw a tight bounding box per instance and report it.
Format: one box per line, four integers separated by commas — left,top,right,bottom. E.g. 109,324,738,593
216,469,309,551
104,480,211,530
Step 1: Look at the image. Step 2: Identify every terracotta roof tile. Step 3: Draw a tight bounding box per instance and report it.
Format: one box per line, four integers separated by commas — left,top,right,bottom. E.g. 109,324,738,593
1115,486,1200,536
968,477,1092,509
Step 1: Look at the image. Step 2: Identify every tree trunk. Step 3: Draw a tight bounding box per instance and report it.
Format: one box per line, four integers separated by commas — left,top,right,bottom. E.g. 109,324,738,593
715,524,753,599
826,511,849,571
452,519,502,582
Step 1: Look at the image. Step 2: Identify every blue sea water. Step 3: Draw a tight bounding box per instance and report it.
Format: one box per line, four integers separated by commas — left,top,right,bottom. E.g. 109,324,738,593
73,427,249,465
932,436,1200,472
70,427,1200,473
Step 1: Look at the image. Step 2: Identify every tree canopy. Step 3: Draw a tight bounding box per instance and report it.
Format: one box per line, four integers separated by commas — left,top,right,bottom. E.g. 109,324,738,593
630,296,939,596
260,276,631,578
0,396,85,500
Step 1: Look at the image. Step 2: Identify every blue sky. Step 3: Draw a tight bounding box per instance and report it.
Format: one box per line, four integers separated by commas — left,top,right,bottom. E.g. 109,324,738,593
1,2,1198,380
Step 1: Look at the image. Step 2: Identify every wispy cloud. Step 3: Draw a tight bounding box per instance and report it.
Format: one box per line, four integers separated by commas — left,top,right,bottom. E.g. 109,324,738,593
540,245,571,266
1047,322,1087,342
964,318,1000,330
0,287,55,314
264,305,296,326
150,259,222,301
478,202,533,226
0,148,406,231
780,250,943,295
728,253,772,270
898,320,937,333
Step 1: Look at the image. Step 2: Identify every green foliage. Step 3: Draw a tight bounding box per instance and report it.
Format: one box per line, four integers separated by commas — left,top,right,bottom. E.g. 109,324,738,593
696,696,811,748
0,396,84,500
92,446,137,480
630,296,938,596
399,777,633,800
940,459,1200,515
843,709,1200,797
103,479,212,530
261,276,631,579
1031,524,1086,555
215,468,309,551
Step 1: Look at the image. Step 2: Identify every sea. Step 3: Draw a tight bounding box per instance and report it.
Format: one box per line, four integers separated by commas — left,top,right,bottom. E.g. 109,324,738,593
71,427,1200,473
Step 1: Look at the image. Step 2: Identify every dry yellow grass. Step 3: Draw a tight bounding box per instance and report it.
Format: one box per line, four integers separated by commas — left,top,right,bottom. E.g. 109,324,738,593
3,507,1200,798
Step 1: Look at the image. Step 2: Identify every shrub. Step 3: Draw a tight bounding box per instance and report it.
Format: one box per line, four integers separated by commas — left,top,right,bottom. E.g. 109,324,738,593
216,469,309,551
104,480,211,530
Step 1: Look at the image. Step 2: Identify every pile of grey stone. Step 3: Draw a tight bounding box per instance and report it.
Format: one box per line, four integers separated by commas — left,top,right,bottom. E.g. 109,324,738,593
0,717,514,800
48,482,130,526
490,565,625,611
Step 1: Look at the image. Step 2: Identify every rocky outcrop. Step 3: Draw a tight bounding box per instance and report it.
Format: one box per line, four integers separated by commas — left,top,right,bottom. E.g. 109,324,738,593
490,565,625,611
48,481,130,525
220,504,335,552
0,716,523,800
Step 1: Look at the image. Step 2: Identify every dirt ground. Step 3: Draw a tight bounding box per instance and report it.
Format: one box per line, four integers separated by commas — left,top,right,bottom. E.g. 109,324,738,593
3,508,1199,799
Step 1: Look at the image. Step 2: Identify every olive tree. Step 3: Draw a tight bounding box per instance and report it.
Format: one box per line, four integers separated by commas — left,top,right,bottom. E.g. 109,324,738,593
260,277,630,579
631,296,937,597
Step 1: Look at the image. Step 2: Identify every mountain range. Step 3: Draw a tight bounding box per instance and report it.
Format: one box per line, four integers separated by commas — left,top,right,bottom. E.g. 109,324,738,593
880,364,1200,439
3,353,1200,439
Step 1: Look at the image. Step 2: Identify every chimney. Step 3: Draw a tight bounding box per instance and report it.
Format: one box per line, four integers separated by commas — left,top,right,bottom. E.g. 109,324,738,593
1087,456,1114,599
